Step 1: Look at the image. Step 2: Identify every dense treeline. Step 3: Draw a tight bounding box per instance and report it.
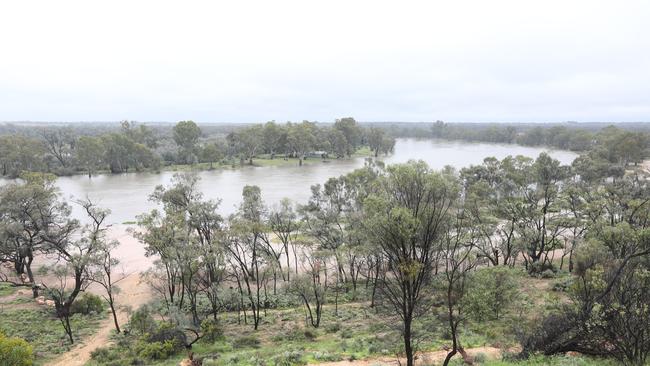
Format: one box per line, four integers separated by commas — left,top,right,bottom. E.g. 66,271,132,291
3,119,649,179
1,134,649,365
429,121,650,157
0,118,395,178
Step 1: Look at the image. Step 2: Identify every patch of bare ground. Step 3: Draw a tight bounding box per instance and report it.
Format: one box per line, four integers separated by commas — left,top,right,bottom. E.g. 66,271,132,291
48,272,151,366
641,160,650,175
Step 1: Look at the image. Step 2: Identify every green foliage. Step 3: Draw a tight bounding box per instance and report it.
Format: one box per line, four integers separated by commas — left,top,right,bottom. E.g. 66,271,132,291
0,332,34,366
528,261,558,276
200,318,224,343
135,340,179,360
71,293,105,315
269,350,306,366
128,305,157,335
146,323,187,347
0,283,16,297
485,354,618,365
464,267,522,322
231,335,261,349
551,276,574,292
0,307,102,361
312,351,342,361
173,120,201,149
90,347,125,364
272,328,318,343
324,322,341,333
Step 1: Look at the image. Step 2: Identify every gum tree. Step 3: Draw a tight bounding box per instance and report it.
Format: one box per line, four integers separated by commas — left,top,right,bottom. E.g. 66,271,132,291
363,161,458,366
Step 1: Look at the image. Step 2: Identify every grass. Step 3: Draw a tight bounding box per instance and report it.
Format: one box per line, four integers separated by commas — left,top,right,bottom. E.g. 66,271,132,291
0,306,104,365
0,282,17,297
352,145,373,157
481,354,619,366
84,277,624,366
88,297,525,366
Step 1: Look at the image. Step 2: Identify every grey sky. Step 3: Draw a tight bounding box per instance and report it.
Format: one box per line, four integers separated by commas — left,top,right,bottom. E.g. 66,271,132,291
1,1,649,123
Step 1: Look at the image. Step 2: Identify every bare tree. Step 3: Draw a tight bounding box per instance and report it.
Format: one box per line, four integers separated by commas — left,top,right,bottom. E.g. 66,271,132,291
89,239,128,333
291,249,329,328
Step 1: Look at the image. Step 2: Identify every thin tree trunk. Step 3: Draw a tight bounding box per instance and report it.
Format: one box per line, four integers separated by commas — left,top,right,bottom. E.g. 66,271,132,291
108,295,121,333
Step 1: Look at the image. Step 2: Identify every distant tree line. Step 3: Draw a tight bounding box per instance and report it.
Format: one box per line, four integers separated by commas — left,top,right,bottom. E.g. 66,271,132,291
0,118,396,178
429,121,650,157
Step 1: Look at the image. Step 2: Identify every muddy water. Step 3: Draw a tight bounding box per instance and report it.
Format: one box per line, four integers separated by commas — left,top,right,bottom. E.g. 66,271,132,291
54,138,577,224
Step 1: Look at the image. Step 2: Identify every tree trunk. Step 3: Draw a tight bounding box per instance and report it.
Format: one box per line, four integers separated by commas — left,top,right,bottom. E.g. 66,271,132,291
25,255,38,298
404,317,414,366
108,295,121,333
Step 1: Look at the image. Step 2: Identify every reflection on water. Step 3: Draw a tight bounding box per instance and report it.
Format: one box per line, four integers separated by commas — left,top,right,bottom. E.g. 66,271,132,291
51,138,577,223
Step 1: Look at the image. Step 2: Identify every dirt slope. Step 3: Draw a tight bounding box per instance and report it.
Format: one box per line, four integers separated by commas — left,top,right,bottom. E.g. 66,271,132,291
48,273,151,366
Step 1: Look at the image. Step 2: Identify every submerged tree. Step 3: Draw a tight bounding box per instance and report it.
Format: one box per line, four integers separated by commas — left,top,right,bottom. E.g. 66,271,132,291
268,198,300,280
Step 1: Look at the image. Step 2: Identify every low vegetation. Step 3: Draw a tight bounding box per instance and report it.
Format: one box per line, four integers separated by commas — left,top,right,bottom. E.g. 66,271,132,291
0,305,103,364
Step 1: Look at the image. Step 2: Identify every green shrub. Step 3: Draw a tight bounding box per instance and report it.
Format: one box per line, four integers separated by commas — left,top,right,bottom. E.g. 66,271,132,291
463,266,521,321
340,328,353,339
0,283,16,296
312,351,342,361
474,352,488,364
136,340,178,360
128,305,156,335
71,293,105,315
552,276,574,292
528,262,557,276
200,318,224,343
0,332,34,366
202,358,219,366
264,292,302,309
271,350,306,366
232,335,260,348
90,347,120,363
147,323,186,347
324,322,341,333
303,329,317,341
540,269,556,279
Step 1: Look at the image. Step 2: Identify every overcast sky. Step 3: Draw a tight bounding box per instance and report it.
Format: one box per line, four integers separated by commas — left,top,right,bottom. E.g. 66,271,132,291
1,1,649,123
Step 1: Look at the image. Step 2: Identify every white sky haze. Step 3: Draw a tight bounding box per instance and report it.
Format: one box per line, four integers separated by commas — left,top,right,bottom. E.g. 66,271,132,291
0,1,649,122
